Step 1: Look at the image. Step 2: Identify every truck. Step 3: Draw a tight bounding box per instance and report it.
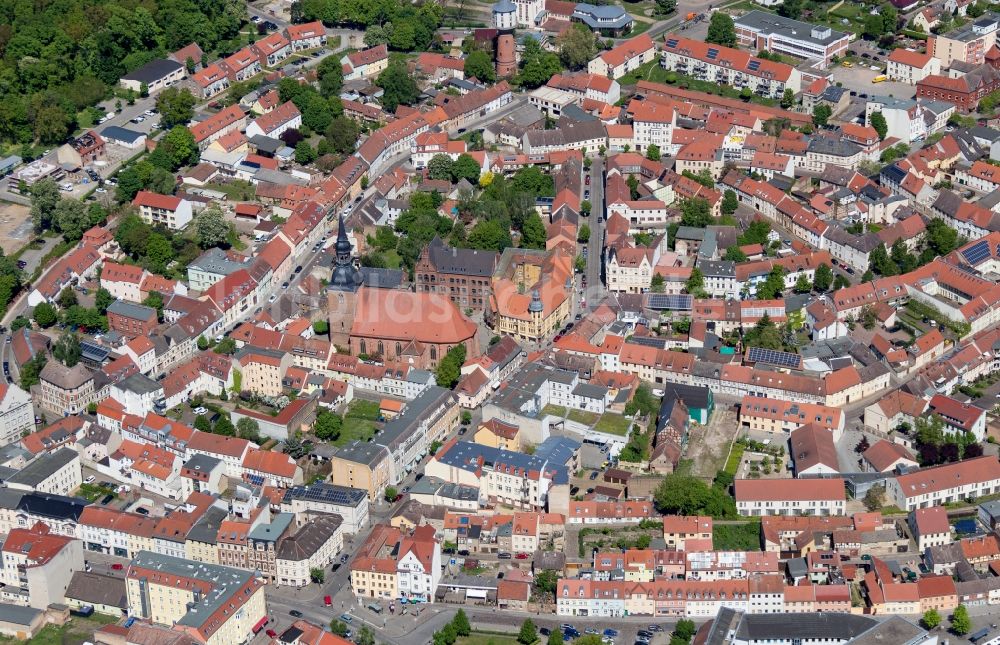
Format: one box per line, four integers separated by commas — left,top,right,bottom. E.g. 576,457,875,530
686,12,697,20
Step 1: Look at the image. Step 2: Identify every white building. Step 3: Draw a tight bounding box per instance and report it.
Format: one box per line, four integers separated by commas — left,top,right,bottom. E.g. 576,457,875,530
132,191,193,230
734,478,846,516
0,383,34,448
890,457,1000,511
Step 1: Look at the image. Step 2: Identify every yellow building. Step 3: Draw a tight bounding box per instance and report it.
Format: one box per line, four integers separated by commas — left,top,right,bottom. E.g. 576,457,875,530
350,525,402,600
489,248,573,343
126,551,267,645
473,418,523,452
328,440,392,501
235,346,292,397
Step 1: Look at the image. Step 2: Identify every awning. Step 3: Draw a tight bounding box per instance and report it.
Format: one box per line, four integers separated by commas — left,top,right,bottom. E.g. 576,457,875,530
466,589,488,599
253,616,268,633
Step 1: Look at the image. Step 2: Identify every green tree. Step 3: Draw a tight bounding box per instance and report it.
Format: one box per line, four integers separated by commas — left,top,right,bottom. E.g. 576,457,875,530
33,302,57,328
30,179,60,233
881,4,898,33
158,126,199,170
547,631,564,645
295,141,317,164
324,116,360,155
518,619,537,645
780,88,795,109
653,473,736,517
156,88,197,130
521,212,547,249
215,338,237,355
722,190,739,216
310,567,325,583
377,61,420,112
743,313,784,350
812,104,832,127
451,154,482,183
468,220,513,251
357,627,375,645
20,354,47,389
517,38,562,88
57,287,78,309
195,206,231,249
755,266,786,300
706,12,737,47
435,344,468,388
922,609,941,630
680,197,713,228
143,291,164,322
464,49,496,83
194,414,212,433
53,198,90,242
655,0,677,15
578,224,591,243
675,620,696,641
813,263,834,292
557,24,597,70
864,14,885,38
384,486,398,502
236,417,261,442
427,154,455,181
94,288,114,314
725,247,748,262
317,56,345,98
646,144,661,161
870,111,888,140
213,415,235,436
581,199,592,214
314,409,343,441
453,610,471,637
534,569,559,594
686,267,706,297
52,331,82,368
794,273,812,294
778,0,803,18
951,605,971,635
863,484,886,511
330,621,349,636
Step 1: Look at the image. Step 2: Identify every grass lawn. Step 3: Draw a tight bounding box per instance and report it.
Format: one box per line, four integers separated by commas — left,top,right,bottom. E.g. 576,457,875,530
4,618,117,645
627,17,653,35
77,483,117,502
332,399,382,446
542,404,568,417
617,61,779,107
713,522,761,550
568,409,600,425
723,441,745,476
593,413,631,436
457,632,521,645
383,249,402,269
204,180,257,201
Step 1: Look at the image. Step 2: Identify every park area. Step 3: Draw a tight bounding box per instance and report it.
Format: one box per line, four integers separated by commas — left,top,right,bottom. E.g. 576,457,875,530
331,399,382,446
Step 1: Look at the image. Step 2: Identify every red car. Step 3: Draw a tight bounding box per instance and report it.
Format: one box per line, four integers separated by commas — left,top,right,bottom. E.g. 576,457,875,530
324,595,332,607
266,629,277,638
515,552,529,560
111,563,124,571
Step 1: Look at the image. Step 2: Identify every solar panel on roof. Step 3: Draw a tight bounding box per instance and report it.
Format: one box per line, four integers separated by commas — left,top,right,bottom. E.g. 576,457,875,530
962,239,990,265
666,38,679,48
630,336,668,349
747,346,802,369
646,294,692,310
706,48,719,60
747,60,761,71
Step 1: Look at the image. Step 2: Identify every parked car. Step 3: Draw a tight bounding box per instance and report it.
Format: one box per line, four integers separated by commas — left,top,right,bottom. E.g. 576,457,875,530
111,563,124,570
266,630,277,638
85,475,96,484
324,596,332,606
289,610,303,618
340,614,353,623
498,552,512,559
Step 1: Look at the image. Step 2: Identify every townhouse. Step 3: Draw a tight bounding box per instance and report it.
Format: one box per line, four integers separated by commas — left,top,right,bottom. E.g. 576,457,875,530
734,479,846,517
887,48,941,85
342,44,389,80
660,35,801,99
0,523,83,609
350,524,441,603
890,456,1000,510
286,21,326,51
587,34,656,79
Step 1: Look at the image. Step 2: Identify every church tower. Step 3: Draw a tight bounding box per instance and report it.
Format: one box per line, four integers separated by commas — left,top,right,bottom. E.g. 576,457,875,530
327,214,363,348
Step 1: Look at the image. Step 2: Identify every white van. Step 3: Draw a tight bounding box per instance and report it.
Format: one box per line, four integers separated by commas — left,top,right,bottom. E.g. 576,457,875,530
59,182,73,192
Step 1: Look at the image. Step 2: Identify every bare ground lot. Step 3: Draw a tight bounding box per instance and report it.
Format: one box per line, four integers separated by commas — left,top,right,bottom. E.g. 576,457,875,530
685,406,741,481
0,203,32,254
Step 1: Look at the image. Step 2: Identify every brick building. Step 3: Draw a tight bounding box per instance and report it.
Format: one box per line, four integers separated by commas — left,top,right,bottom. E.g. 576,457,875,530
106,300,158,339
414,236,498,312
